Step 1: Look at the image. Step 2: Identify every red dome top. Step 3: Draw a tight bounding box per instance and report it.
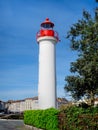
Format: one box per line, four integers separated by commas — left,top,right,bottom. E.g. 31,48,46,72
36,18,59,42
41,18,54,28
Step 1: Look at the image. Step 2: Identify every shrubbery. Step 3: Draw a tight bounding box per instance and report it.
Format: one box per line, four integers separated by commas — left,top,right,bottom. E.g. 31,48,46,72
24,108,59,130
24,106,98,130
59,106,98,130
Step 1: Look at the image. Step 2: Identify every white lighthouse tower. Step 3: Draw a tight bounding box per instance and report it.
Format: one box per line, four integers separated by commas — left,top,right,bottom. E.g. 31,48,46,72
36,18,59,109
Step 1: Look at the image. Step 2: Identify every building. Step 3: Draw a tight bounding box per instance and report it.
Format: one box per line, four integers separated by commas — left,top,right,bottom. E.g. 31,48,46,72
0,100,5,112
2,97,68,113
6,97,39,113
94,98,98,107
57,98,69,109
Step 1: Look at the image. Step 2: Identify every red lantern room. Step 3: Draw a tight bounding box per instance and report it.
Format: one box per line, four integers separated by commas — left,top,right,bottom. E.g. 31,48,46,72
36,18,59,42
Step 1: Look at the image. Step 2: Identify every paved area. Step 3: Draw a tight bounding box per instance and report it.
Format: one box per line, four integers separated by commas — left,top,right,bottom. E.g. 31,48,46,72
0,119,27,130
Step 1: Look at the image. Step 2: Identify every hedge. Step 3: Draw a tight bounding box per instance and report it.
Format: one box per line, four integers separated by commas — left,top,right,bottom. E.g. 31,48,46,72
58,106,98,130
24,108,59,130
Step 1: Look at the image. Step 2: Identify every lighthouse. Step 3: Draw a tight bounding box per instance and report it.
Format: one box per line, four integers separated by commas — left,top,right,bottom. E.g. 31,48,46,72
36,18,59,109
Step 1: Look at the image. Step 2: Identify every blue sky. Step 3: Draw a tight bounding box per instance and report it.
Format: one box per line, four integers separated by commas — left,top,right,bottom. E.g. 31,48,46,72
0,0,97,101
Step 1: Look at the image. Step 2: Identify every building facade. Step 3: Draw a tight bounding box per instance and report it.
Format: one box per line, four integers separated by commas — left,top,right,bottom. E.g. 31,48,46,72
0,97,69,113
6,97,39,113
0,100,5,112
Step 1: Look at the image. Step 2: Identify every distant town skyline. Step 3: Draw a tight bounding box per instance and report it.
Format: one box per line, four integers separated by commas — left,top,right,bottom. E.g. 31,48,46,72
0,0,97,101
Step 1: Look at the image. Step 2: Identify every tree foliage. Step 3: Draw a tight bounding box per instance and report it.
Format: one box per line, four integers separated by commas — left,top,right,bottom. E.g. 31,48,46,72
64,10,98,105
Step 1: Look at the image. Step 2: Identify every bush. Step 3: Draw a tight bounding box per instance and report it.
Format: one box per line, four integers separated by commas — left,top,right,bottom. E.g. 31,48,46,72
59,106,98,130
24,108,59,130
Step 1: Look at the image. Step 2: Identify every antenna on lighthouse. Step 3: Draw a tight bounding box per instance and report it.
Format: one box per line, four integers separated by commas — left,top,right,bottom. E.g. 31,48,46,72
36,18,59,109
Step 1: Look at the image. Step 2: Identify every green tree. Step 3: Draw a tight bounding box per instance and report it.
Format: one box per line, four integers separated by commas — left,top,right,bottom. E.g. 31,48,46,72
64,10,98,106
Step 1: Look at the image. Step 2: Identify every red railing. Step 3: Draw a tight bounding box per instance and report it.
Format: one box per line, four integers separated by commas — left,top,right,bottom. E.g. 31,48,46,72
36,30,59,41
